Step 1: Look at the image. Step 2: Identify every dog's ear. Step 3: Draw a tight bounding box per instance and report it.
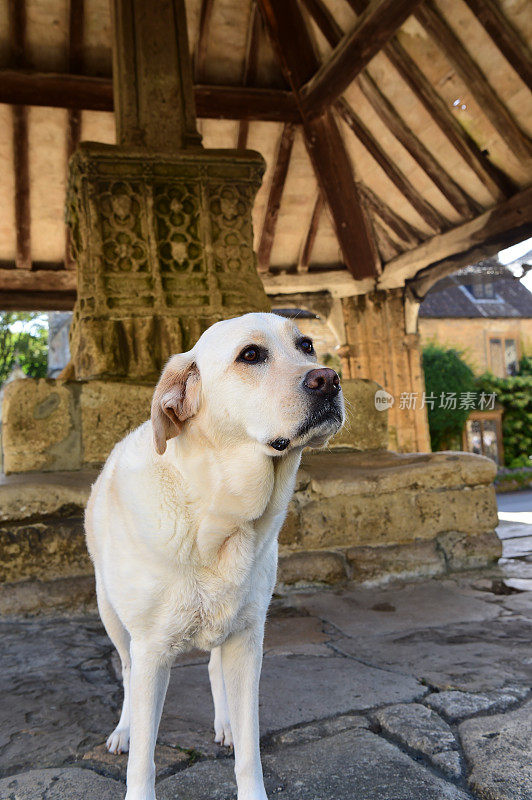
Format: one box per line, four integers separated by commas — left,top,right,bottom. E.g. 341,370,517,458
151,354,201,455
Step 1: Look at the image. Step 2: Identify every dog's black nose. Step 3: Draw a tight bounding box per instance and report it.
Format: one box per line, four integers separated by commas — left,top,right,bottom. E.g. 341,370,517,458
302,368,340,399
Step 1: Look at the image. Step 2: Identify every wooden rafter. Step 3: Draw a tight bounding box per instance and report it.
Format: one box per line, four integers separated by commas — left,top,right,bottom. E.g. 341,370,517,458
358,184,423,247
336,98,449,233
415,2,532,160
463,0,532,91
383,39,515,200
382,186,532,290
194,0,215,83
11,106,31,271
0,70,299,122
237,3,261,149
358,72,482,219
257,0,379,280
8,0,27,68
66,0,85,270
342,0,514,200
301,0,425,114
298,193,324,273
257,123,296,273
372,217,402,261
302,0,491,225
8,0,31,271
300,0,342,48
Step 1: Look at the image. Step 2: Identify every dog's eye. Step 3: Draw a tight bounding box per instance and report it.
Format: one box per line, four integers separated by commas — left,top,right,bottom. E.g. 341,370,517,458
298,338,314,356
237,345,267,364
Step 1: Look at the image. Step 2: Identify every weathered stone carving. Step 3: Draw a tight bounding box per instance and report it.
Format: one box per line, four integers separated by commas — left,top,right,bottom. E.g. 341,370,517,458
67,143,268,380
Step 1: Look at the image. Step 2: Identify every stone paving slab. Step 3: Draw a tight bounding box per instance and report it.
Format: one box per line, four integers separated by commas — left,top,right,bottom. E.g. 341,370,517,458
459,699,532,800
286,580,502,639
425,687,529,722
371,703,462,779
0,574,531,800
159,653,425,751
158,728,472,800
334,616,532,692
0,767,123,799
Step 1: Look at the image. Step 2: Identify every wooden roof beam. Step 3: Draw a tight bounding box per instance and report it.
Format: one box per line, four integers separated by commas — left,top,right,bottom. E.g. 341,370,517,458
298,193,324,273
358,183,423,247
463,0,532,91
257,0,380,280
299,0,481,221
11,106,31,271
336,98,449,233
301,0,426,114
0,70,300,121
415,2,532,160
337,0,514,200
257,123,296,273
380,185,532,291
8,0,31,271
66,0,85,271
342,0,515,200
237,3,262,149
194,0,214,83
383,38,515,200
358,72,482,219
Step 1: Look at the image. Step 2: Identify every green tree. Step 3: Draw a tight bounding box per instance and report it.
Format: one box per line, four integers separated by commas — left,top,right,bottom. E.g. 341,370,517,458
0,312,48,384
422,344,476,451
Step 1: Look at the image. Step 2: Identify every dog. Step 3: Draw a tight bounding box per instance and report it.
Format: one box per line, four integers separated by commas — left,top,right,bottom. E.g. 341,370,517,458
85,312,344,800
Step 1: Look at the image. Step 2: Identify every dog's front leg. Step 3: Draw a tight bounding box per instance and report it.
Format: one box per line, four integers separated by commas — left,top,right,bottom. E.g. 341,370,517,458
221,624,268,800
125,640,171,800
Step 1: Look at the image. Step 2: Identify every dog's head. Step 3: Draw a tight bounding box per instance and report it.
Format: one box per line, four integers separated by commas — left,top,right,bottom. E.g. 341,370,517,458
151,312,344,455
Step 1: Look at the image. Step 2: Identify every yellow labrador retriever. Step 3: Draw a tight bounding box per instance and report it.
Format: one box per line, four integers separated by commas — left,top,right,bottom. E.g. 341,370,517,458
85,312,344,800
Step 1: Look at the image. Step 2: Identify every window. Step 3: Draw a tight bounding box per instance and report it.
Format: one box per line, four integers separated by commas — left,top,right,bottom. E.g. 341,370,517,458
489,337,518,377
464,412,503,465
489,338,504,377
464,282,496,300
504,339,518,376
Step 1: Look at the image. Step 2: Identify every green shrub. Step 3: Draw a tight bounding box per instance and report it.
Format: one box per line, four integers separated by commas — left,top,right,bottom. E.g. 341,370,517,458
476,363,532,468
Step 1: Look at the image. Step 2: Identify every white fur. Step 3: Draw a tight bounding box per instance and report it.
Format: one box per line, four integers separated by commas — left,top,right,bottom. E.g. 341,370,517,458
85,312,344,800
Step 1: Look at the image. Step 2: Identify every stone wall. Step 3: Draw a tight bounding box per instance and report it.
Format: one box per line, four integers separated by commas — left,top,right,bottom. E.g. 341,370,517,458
0,449,500,614
1,377,387,474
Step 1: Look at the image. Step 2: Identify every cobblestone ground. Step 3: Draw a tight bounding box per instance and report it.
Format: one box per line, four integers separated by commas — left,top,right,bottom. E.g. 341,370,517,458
0,506,530,800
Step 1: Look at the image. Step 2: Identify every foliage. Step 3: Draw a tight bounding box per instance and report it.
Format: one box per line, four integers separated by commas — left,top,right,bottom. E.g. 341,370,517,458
0,312,48,384
476,362,532,468
518,354,532,375
422,343,476,451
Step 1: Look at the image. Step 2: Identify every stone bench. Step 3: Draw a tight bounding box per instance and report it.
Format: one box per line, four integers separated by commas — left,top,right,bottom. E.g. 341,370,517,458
0,450,500,614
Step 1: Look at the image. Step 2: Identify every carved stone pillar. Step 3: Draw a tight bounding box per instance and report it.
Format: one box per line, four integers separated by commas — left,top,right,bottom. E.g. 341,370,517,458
67,145,267,379
341,289,431,453
66,0,269,380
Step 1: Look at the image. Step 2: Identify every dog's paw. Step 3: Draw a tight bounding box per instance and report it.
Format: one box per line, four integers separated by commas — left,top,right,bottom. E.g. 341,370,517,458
214,717,233,747
106,726,130,754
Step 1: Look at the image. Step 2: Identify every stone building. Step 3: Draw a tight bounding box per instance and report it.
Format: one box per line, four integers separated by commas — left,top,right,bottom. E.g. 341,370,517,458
419,262,532,377
0,0,531,601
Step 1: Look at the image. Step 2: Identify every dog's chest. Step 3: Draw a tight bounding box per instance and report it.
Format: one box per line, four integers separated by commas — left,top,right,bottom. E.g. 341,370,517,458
166,528,270,653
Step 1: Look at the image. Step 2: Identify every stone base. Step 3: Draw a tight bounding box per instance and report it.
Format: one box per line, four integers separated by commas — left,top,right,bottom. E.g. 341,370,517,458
0,450,500,613
1,377,388,473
